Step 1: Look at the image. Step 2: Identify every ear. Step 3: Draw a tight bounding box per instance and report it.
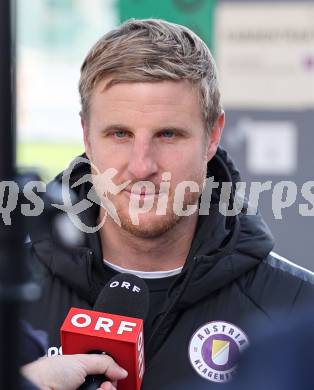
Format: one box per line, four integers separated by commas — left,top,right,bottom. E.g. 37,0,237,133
207,111,225,161
81,113,92,160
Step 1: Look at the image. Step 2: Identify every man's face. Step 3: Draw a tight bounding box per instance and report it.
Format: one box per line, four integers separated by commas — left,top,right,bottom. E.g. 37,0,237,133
82,79,223,238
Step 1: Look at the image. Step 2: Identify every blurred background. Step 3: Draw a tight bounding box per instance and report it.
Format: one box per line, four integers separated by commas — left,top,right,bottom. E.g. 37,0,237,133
17,0,314,269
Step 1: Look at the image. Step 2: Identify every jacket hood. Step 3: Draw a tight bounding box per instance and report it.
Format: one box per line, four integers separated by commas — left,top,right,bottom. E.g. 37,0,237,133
30,147,274,307
173,147,274,308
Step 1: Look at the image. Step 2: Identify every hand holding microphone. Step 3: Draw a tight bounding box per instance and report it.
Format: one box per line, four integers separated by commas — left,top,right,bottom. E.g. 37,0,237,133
61,273,149,390
21,353,127,390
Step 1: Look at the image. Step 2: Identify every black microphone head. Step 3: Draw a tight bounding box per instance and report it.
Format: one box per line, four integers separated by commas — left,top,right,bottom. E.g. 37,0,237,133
94,273,150,321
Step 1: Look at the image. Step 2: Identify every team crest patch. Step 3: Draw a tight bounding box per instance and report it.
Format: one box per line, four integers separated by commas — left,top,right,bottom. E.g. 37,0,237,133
188,321,249,383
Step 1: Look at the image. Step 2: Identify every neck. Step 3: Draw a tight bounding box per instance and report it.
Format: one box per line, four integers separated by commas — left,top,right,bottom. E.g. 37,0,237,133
99,213,198,272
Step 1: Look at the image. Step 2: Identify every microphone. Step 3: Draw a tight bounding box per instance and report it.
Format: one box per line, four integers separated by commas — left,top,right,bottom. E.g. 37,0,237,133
61,273,149,390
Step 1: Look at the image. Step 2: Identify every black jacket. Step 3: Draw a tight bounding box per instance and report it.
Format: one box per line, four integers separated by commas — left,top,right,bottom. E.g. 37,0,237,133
19,321,47,390
23,148,314,389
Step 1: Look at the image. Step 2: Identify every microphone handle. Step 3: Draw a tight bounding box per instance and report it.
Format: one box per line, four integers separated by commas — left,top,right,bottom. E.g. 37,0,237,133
77,351,109,390
77,374,107,390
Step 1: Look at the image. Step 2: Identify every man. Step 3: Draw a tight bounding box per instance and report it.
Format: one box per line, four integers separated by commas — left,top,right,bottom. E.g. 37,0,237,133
24,19,314,389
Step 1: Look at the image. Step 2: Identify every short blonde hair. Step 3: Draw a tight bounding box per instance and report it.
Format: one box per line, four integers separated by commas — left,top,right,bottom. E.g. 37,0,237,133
79,18,222,132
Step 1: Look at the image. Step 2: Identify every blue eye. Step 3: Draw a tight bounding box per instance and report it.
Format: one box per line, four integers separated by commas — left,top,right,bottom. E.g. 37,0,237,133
161,130,175,138
114,130,127,138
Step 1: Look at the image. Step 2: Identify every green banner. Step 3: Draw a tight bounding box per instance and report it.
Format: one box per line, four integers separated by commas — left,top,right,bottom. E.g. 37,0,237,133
118,0,217,51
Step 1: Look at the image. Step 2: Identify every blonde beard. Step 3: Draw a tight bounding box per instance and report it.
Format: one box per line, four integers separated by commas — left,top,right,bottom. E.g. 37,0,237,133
103,180,206,239
119,209,181,239
98,156,208,239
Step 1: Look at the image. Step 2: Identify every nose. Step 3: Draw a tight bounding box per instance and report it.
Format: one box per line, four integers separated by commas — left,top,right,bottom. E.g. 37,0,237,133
127,135,158,180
